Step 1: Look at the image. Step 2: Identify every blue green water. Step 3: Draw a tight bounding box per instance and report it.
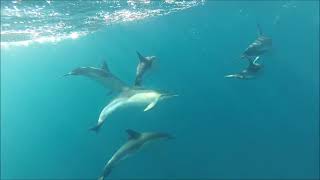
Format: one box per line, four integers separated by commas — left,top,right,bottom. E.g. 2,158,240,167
1,1,319,179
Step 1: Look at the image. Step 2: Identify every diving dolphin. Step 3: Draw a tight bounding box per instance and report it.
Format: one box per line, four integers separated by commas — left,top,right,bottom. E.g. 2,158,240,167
241,24,272,60
89,88,178,132
135,51,156,86
98,129,174,180
225,56,263,79
64,61,129,93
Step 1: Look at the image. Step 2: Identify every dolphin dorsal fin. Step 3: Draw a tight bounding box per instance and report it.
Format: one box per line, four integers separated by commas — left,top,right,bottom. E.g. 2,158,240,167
126,129,141,140
257,23,263,36
101,61,110,72
136,51,147,62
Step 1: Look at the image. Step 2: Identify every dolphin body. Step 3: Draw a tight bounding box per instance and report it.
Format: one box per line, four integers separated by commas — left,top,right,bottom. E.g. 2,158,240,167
225,56,263,79
135,51,156,86
241,24,272,60
90,88,177,132
98,129,174,180
64,61,129,93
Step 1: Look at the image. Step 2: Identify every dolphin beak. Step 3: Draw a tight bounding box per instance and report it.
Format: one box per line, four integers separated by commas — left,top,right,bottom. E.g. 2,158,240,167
62,72,73,77
161,93,179,99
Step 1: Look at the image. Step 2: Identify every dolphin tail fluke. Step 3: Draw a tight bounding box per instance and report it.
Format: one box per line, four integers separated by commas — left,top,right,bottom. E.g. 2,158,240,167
89,123,102,133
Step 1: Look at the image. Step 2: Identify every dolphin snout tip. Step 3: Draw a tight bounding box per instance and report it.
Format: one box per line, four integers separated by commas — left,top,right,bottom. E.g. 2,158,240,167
62,72,73,77
60,74,69,78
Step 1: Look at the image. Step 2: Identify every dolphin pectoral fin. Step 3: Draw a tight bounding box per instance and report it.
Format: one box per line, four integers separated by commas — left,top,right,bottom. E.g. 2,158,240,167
144,101,157,112
252,56,260,64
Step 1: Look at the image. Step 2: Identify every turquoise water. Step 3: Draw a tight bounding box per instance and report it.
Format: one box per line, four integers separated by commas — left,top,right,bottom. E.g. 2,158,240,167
1,0,319,179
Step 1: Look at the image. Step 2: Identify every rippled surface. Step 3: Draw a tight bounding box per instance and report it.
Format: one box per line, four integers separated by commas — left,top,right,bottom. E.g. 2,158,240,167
0,0,204,48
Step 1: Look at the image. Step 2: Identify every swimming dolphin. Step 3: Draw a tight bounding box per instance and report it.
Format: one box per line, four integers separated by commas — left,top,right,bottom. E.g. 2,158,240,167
225,56,263,79
89,88,178,132
135,51,156,86
241,24,272,60
64,61,129,93
98,129,174,180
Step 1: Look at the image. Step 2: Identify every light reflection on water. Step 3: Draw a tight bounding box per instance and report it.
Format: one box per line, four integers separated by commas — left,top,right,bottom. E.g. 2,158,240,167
0,0,204,48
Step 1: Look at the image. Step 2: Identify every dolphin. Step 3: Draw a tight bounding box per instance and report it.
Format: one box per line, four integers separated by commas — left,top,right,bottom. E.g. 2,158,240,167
98,129,174,180
225,56,263,79
64,61,129,93
135,51,156,86
241,24,272,60
89,88,178,132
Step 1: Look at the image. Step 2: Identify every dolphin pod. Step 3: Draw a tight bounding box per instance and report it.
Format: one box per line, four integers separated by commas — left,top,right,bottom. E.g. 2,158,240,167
226,24,271,80
65,58,177,133
64,23,272,179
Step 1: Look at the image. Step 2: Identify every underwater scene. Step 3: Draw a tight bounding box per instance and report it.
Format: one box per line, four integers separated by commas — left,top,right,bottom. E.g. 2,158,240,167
1,0,319,179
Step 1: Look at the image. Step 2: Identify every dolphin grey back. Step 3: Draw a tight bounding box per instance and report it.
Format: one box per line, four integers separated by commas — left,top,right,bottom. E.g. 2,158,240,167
65,61,129,93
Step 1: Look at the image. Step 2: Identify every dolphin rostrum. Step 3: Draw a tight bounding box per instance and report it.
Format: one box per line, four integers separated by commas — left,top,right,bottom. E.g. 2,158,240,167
225,56,263,79
89,88,178,132
135,51,156,86
241,24,272,60
64,61,129,93
98,129,174,180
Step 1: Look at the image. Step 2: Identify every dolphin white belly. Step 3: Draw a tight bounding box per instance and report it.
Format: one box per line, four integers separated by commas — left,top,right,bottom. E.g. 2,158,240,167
90,91,162,132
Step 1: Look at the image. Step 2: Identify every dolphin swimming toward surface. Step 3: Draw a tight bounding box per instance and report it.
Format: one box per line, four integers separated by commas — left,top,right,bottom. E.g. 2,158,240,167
98,129,174,180
89,88,178,132
225,56,263,79
64,61,129,93
241,24,272,60
134,51,156,86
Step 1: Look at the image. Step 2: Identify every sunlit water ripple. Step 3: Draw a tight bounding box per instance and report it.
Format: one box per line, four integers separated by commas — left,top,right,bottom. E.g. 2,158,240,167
0,0,204,48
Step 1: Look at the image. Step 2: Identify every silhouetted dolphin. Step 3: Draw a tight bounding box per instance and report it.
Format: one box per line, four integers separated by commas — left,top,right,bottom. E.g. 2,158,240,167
89,88,178,132
225,56,263,79
64,61,129,93
98,129,174,180
241,24,272,59
135,51,156,86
